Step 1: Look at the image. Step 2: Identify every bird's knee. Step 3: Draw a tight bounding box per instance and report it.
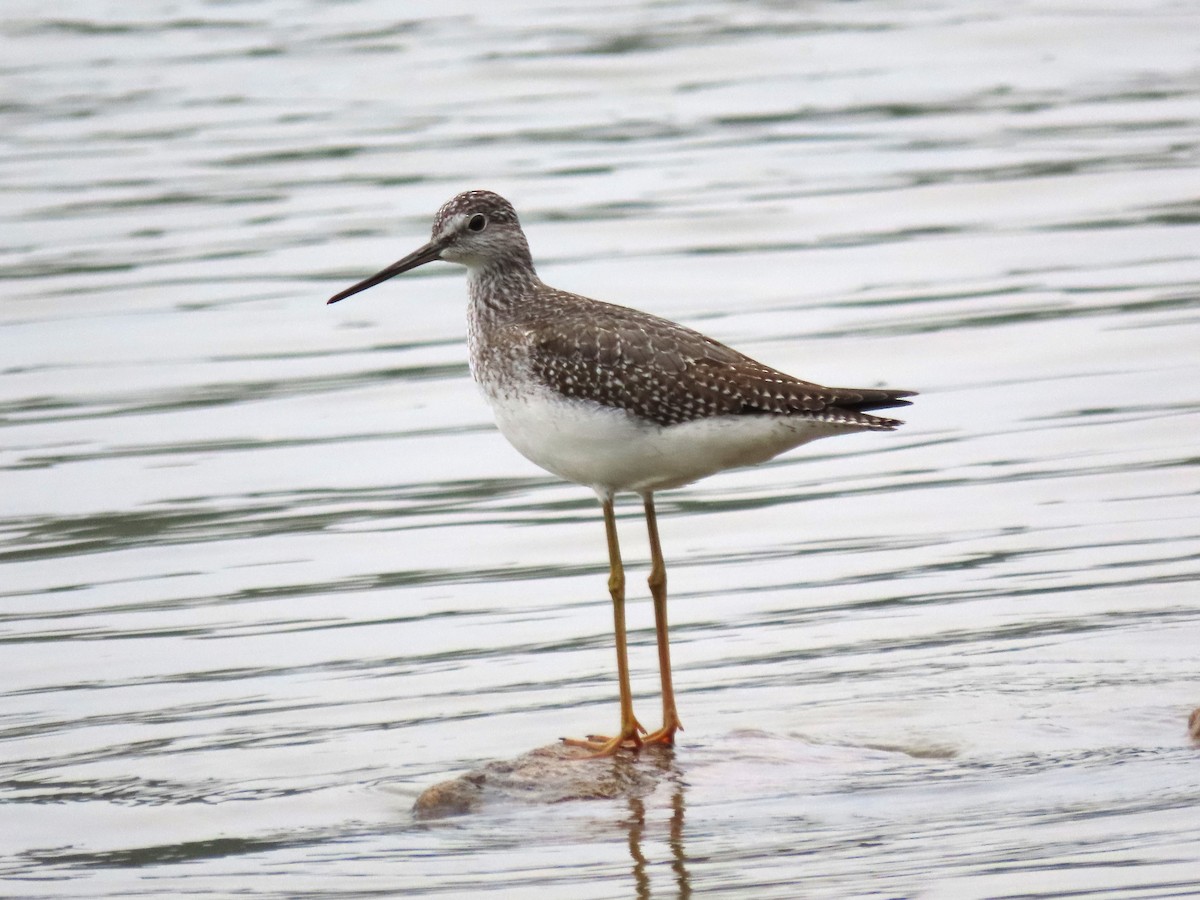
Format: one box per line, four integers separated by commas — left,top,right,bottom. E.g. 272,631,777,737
608,571,625,597
647,565,666,594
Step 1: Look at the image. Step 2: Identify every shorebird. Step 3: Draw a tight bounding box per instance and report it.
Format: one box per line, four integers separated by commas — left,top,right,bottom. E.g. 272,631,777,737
328,190,914,756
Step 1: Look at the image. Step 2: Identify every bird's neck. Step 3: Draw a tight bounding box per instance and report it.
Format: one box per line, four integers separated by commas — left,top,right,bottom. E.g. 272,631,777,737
467,258,541,321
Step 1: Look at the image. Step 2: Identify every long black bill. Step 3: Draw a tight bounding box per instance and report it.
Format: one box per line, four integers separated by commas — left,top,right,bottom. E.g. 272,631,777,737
327,240,444,304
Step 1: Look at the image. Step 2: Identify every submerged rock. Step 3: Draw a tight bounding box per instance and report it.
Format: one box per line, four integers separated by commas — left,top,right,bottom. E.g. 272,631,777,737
413,742,678,819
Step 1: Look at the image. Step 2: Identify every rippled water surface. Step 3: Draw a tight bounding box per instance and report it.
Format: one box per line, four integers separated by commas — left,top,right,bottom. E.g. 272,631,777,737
3,1,1199,897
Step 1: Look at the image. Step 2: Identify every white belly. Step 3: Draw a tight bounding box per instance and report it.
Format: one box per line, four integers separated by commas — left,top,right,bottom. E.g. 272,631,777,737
486,386,858,494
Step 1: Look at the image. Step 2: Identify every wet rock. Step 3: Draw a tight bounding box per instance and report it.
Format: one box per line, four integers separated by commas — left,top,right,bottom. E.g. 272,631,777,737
413,742,677,819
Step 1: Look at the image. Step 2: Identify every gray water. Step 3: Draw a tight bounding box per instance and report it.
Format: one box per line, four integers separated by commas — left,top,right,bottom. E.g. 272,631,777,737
3,1,1199,897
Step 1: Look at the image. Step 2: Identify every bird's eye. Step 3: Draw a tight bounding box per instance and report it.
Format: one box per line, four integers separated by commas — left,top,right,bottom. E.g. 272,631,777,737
468,214,487,232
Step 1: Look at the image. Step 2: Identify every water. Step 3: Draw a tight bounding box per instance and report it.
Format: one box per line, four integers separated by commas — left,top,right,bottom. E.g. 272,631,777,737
3,1,1199,896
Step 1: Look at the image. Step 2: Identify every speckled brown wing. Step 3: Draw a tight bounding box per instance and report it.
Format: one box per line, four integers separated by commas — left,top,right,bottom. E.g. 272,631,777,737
523,293,914,428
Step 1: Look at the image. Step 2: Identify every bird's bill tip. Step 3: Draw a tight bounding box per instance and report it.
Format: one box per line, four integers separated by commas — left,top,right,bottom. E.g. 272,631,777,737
326,240,443,305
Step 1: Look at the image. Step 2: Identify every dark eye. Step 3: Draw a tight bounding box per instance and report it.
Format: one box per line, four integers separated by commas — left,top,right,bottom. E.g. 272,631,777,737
468,214,487,232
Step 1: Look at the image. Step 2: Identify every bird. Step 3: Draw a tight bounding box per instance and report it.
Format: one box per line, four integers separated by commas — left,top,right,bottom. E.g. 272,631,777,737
327,190,914,756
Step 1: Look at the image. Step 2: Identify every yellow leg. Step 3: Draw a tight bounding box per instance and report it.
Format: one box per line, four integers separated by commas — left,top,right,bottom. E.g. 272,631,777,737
641,493,683,746
563,494,645,756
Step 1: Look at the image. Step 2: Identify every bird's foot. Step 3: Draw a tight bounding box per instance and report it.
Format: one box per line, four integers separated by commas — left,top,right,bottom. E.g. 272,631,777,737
562,718,646,758
641,716,683,748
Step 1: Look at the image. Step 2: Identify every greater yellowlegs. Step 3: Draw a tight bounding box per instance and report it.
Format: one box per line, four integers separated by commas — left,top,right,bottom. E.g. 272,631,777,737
328,190,914,756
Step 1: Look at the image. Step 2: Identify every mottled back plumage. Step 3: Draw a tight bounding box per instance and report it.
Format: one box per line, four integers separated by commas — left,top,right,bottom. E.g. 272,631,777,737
518,290,910,428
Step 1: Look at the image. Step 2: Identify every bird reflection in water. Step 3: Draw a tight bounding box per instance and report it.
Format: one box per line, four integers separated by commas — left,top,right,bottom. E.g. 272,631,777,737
623,746,690,900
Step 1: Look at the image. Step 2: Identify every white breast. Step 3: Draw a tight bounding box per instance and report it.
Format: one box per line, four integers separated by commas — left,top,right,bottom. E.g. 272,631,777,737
484,384,860,495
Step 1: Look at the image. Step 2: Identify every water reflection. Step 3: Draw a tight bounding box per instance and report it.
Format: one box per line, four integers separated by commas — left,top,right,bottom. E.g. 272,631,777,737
625,772,691,900
624,748,691,900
